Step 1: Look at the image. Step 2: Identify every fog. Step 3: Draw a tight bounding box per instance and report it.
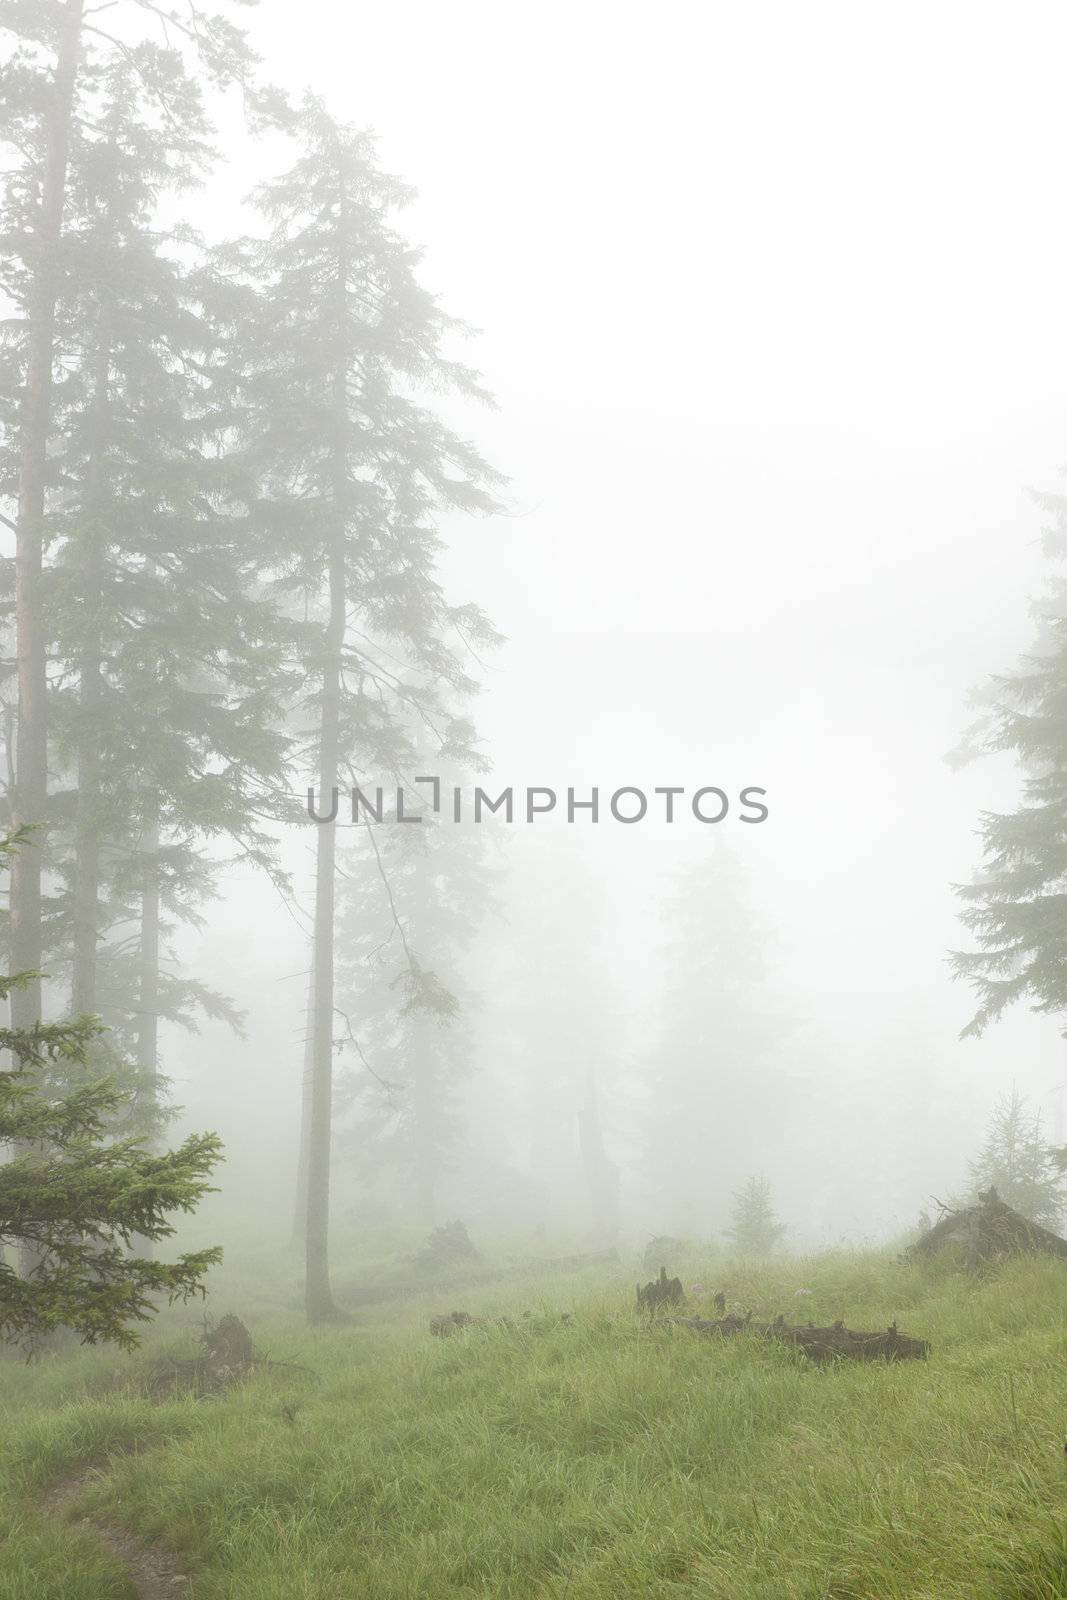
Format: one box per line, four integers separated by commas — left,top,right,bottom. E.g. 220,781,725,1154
10,0,1067,1262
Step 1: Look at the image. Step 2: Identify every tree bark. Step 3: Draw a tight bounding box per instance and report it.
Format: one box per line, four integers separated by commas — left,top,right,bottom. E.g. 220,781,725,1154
303,186,352,1324
136,809,160,1096
130,808,160,1259
290,955,314,1249
11,0,85,1028
71,334,112,1018
304,528,344,1321
412,1017,437,1228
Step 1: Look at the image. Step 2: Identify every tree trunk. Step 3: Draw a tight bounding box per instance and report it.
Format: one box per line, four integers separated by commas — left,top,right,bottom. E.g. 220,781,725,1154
290,955,314,1249
136,810,160,1101
71,335,111,1018
412,1018,437,1228
408,851,438,1227
304,528,344,1323
70,695,101,1016
131,809,160,1258
10,0,84,1285
11,0,84,1029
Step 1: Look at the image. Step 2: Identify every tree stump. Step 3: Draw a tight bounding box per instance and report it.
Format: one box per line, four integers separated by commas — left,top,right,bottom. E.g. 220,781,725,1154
637,1265,685,1311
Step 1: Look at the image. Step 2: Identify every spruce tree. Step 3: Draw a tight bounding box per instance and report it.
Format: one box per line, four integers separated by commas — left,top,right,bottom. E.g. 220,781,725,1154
226,99,500,1320
1,0,86,1036
967,1089,1064,1227
0,0,263,1043
41,41,294,1082
1,21,294,1126
952,498,1067,1038
726,1176,786,1254
0,833,222,1349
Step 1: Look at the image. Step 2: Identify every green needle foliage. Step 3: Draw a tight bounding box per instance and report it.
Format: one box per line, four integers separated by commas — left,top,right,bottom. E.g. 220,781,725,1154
952,494,1067,1036
967,1089,1065,1228
0,834,222,1352
0,996,222,1349
726,1175,786,1254
221,97,501,1319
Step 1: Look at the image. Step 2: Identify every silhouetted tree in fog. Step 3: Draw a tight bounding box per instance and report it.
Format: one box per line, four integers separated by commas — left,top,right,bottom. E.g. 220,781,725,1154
0,0,261,1035
644,847,781,1233
1,16,291,1166
334,787,497,1228
225,99,500,1319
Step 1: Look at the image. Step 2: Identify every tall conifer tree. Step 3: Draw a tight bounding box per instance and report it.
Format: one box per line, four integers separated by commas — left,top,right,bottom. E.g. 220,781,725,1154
226,100,500,1320
953,497,1067,1039
0,0,262,1042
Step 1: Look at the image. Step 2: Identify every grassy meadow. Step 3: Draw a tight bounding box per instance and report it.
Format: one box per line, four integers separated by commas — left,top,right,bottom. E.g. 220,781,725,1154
0,1239,1065,1599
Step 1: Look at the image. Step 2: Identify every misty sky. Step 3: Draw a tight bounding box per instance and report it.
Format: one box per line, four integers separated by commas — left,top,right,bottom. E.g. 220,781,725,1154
171,2,1067,1242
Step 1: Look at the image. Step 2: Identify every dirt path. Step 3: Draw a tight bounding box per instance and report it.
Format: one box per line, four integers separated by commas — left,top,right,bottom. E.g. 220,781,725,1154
40,1466,193,1598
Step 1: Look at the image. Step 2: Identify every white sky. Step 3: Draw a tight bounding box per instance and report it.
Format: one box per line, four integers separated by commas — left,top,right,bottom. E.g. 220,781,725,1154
175,2,1067,1240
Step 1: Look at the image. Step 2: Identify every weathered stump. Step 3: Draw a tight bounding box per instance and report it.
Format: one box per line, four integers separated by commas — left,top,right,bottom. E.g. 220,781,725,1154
637,1265,685,1311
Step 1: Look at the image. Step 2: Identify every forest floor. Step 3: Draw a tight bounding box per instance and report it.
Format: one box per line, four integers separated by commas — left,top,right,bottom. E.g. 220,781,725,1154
0,1239,1065,1599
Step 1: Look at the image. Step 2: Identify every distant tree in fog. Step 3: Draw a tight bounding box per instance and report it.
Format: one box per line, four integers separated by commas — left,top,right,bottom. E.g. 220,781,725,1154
332,788,498,1229
726,1175,785,1254
644,848,781,1233
967,1089,1064,1227
475,834,626,1242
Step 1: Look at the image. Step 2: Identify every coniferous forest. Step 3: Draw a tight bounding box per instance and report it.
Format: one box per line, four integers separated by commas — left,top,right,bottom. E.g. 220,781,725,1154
1,5,1066,1597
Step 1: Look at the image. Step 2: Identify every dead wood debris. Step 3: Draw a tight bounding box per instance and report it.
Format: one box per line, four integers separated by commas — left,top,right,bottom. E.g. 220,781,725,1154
666,1312,929,1362
910,1187,1067,1267
143,1314,317,1397
429,1305,928,1363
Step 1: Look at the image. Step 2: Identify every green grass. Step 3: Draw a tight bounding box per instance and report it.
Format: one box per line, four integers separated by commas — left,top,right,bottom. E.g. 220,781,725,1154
1,1242,1065,1598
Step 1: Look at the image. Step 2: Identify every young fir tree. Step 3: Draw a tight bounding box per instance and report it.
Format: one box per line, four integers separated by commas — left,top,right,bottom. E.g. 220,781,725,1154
226,100,500,1320
0,0,263,1045
332,778,498,1229
967,1089,1065,1227
726,1175,786,1254
0,833,222,1349
951,491,1067,1038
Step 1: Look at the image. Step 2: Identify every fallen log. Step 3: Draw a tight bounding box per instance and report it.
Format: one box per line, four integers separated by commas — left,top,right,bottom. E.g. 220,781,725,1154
667,1313,929,1362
